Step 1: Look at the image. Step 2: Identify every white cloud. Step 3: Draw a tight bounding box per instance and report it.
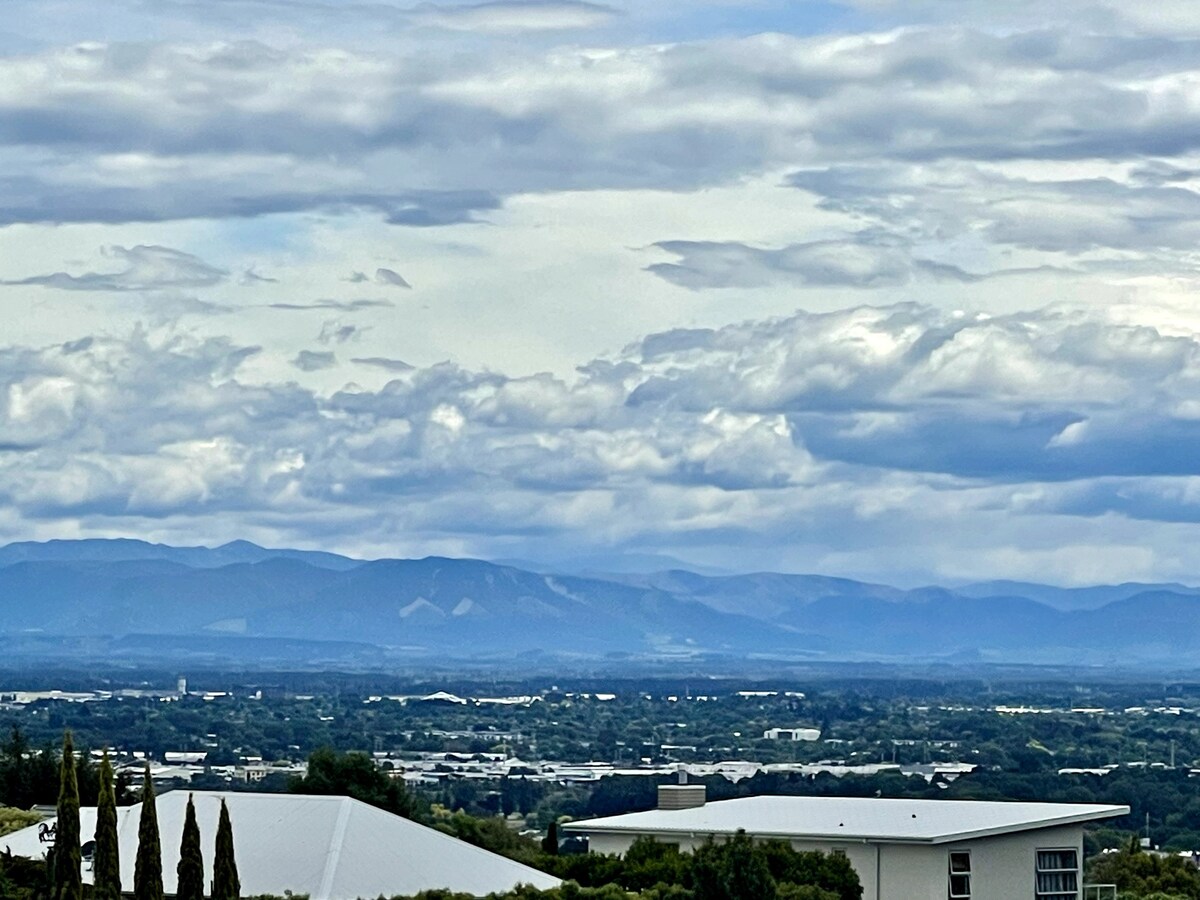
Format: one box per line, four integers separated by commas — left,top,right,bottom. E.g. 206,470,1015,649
1,245,226,292
3,302,1200,581
411,1,617,33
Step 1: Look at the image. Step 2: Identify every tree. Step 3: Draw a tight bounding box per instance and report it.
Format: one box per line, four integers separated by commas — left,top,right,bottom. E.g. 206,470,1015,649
93,750,121,900
134,765,163,900
291,747,418,819
719,831,777,900
541,821,559,856
176,794,204,900
1087,846,1200,898
54,731,82,900
212,798,240,900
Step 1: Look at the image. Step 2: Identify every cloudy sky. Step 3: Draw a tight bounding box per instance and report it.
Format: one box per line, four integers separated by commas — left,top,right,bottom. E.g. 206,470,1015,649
7,0,1200,584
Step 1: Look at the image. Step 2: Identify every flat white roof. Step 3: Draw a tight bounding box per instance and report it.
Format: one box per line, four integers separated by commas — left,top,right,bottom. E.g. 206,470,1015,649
566,796,1128,845
2,791,559,899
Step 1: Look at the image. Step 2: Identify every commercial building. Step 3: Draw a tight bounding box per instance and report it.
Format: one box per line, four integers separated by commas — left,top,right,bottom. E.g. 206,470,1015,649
565,788,1127,900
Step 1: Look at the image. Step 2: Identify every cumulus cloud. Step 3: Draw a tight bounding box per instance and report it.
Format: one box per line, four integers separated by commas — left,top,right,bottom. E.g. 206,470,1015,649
2,245,226,292
6,302,1200,579
6,25,1200,233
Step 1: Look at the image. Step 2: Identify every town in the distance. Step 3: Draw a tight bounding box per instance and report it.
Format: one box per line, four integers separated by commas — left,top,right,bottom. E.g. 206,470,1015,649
1,541,1199,899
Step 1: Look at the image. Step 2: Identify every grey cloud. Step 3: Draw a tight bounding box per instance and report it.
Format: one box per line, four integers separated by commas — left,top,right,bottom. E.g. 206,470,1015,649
375,268,412,288
10,28,1200,227
292,350,337,371
352,356,415,372
788,163,1200,263
648,235,983,290
318,322,368,344
269,299,393,311
2,245,226,292
241,267,278,285
344,272,370,284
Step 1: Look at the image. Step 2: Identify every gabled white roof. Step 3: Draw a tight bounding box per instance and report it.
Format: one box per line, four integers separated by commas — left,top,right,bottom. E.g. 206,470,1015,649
566,796,1128,845
2,791,559,899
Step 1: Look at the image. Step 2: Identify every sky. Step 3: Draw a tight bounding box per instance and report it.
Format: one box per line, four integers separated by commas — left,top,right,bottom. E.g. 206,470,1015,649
7,0,1200,584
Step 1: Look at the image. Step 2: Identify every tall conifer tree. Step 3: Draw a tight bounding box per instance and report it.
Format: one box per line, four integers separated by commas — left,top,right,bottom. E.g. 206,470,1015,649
133,764,163,900
176,794,204,900
54,731,82,900
93,749,121,900
211,798,239,900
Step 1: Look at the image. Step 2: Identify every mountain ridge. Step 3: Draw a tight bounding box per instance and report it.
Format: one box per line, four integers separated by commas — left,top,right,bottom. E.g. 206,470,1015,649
0,539,1196,665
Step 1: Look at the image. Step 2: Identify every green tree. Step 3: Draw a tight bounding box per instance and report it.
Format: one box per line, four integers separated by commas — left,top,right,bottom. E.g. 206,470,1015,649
134,765,164,900
176,794,204,900
93,750,122,900
542,820,559,856
719,831,776,900
1088,846,1200,897
54,731,82,900
212,798,240,900
290,747,417,819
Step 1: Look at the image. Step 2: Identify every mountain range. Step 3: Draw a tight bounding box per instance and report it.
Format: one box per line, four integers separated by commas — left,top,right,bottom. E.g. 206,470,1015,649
0,539,1197,667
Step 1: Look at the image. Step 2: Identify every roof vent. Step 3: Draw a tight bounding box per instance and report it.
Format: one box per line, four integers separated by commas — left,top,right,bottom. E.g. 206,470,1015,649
658,784,706,810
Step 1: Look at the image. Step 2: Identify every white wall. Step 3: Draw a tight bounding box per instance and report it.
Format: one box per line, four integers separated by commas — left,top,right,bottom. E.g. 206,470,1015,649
577,823,1085,900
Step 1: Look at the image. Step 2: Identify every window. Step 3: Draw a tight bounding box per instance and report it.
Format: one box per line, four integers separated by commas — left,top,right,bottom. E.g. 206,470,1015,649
948,850,971,899
1035,848,1079,900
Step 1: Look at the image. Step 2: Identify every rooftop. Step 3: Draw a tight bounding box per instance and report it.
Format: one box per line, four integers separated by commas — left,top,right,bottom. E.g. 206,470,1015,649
565,796,1129,845
2,791,559,899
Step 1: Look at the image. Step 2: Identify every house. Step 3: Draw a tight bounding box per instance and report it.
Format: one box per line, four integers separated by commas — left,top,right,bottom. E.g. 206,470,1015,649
2,791,559,899
564,787,1128,900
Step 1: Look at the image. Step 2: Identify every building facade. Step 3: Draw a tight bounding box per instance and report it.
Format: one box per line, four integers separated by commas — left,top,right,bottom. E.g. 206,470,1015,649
566,792,1127,900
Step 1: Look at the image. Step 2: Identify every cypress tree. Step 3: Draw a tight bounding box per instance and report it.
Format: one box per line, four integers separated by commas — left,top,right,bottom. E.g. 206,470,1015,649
211,798,240,900
54,731,82,900
176,794,204,900
93,749,122,900
133,764,163,900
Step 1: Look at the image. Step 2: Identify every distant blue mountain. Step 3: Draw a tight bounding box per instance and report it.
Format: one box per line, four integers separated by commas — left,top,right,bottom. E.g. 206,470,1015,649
0,538,361,571
0,539,1197,665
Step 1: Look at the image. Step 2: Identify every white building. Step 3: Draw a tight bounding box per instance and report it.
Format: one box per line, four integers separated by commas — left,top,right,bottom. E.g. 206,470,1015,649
2,791,559,899
763,727,821,741
565,789,1127,900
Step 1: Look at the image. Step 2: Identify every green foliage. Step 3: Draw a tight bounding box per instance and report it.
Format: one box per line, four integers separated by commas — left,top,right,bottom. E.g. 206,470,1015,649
0,726,58,811
775,887,838,900
547,833,857,900
177,794,205,900
0,807,41,837
134,765,164,900
0,849,46,900
758,843,861,900
434,810,544,865
1087,847,1200,898
93,750,121,900
542,820,559,856
291,747,419,819
54,731,82,900
212,797,241,900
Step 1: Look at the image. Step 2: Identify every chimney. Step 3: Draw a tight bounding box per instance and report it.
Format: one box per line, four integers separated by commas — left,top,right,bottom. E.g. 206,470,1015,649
658,770,706,810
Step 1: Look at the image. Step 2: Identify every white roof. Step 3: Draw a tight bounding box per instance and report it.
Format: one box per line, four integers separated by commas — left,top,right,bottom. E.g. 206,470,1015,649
566,796,1128,845
2,791,558,899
